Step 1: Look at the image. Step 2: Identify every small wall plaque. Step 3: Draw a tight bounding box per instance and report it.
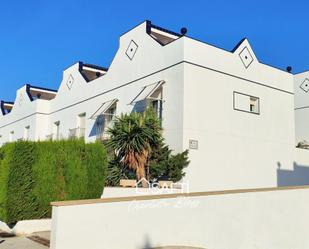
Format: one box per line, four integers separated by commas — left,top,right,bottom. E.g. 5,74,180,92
189,139,198,150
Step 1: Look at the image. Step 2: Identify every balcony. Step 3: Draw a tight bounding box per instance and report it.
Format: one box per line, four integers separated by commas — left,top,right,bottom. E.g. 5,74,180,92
46,133,61,141
96,131,110,142
68,128,85,139
46,134,54,141
95,119,114,142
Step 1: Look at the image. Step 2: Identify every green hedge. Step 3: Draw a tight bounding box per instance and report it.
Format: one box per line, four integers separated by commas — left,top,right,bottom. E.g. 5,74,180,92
0,140,107,224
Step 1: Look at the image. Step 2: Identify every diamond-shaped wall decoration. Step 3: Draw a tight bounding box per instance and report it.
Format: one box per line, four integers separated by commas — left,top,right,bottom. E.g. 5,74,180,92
18,93,24,106
239,47,254,69
125,40,138,60
66,74,74,90
300,78,309,93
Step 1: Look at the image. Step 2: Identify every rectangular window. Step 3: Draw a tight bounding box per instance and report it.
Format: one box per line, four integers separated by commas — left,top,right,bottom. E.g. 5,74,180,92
233,92,260,114
78,113,86,129
95,102,117,141
104,106,116,128
78,113,86,138
96,116,104,140
131,81,164,118
250,97,259,113
102,103,116,139
24,126,30,140
53,121,60,140
9,131,14,142
150,99,163,123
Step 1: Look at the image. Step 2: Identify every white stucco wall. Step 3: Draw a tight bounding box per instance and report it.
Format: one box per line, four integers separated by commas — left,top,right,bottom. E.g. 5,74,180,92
0,85,50,144
294,71,309,145
50,187,309,249
182,37,295,191
277,148,309,186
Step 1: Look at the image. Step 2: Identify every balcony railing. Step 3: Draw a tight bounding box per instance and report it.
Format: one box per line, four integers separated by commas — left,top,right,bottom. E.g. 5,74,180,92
68,128,86,139
95,121,114,142
96,131,110,141
46,134,54,141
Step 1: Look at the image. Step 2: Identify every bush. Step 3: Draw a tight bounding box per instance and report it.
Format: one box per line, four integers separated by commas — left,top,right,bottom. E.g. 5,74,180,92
106,142,189,185
148,143,189,182
0,140,107,224
0,143,14,222
7,141,36,223
105,157,136,186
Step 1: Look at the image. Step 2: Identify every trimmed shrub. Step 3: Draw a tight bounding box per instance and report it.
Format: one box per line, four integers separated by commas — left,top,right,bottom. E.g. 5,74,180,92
84,142,108,197
0,140,107,224
0,143,14,222
7,141,36,223
32,140,66,219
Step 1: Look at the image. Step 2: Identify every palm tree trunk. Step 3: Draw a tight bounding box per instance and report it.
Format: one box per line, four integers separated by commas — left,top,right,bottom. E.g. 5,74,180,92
136,164,148,188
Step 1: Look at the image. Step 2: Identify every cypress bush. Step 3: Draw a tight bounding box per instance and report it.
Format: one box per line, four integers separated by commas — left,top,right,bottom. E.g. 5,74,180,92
0,143,14,222
7,141,36,223
0,140,107,224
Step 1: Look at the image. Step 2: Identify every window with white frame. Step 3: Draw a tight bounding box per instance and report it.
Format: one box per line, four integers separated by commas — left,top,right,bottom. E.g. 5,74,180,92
148,86,163,120
249,97,259,113
9,131,14,142
131,81,164,119
233,92,260,114
104,104,116,127
24,126,30,140
78,113,86,129
77,113,86,138
53,121,60,140
95,115,104,140
90,99,117,140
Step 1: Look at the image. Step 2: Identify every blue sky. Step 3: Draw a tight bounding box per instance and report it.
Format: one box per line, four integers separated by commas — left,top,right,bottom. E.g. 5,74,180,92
0,0,308,101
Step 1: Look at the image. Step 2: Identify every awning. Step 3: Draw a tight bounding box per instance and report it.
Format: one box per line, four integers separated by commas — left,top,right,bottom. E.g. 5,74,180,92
90,99,118,120
130,80,164,104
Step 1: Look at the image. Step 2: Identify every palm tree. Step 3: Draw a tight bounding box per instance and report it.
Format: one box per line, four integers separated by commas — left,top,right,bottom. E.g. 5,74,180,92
107,109,162,187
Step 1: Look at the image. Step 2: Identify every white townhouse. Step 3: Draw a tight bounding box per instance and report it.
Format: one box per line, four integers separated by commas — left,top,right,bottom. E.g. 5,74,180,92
0,20,308,192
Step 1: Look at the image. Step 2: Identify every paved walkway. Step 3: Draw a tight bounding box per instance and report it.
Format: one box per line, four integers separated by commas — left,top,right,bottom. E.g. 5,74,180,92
0,231,50,249
0,236,47,249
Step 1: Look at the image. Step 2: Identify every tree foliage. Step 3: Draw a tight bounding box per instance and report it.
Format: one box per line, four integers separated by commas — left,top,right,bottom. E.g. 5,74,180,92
107,109,162,183
106,110,189,186
148,142,189,182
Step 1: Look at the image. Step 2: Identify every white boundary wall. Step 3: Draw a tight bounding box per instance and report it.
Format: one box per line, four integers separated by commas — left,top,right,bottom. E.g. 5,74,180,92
101,187,183,198
51,186,309,249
